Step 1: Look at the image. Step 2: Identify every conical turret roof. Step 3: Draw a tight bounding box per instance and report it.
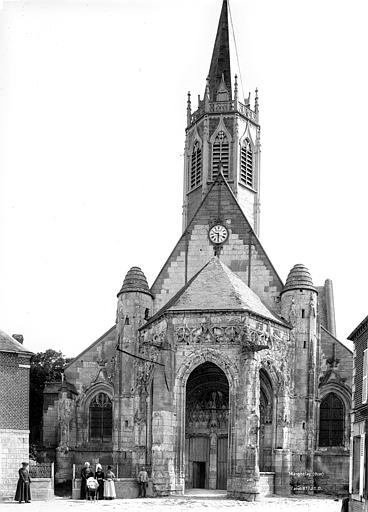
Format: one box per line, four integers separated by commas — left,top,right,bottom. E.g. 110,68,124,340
117,266,153,297
282,264,317,294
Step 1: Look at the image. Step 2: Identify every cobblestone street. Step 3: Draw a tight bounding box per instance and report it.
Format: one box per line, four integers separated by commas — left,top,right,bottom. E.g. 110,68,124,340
1,495,342,512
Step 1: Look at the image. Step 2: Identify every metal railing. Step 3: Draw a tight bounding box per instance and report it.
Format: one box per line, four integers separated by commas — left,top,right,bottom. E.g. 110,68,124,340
29,462,54,479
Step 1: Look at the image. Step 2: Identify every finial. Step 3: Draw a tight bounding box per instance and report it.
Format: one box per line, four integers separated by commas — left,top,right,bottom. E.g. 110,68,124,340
205,76,210,109
255,88,259,114
234,74,238,101
187,91,192,126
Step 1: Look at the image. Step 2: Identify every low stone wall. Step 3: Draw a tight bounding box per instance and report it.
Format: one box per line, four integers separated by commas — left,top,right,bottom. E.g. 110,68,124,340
31,478,54,500
314,450,349,495
259,472,275,496
72,478,154,500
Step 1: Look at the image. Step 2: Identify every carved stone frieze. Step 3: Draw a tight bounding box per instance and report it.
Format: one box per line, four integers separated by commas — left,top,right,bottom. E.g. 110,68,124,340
186,390,229,433
174,316,282,353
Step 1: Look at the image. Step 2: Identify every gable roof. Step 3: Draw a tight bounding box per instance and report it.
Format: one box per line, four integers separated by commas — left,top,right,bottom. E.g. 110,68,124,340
0,329,33,355
64,325,116,370
150,172,284,307
347,314,368,341
321,325,353,354
144,257,288,329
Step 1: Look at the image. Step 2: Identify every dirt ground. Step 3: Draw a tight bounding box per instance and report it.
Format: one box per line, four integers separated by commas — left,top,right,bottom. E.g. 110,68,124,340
0,495,343,512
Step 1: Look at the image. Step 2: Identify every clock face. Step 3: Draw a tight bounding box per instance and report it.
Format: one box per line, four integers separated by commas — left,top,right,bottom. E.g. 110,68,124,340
209,224,228,244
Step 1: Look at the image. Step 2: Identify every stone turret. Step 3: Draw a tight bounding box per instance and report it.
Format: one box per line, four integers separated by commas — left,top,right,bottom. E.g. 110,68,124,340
115,267,153,467
280,264,318,489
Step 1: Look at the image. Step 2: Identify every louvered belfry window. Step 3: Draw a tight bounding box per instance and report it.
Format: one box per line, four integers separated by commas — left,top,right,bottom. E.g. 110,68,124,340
240,138,253,187
212,131,229,180
89,392,112,442
319,393,344,447
190,141,202,190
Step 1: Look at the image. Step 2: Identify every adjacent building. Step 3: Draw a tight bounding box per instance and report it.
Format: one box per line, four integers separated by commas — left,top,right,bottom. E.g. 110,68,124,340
43,0,353,499
0,330,33,501
348,316,368,511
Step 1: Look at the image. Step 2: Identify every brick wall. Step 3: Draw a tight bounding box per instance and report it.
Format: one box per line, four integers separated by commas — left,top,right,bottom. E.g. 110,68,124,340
354,330,367,412
0,353,31,429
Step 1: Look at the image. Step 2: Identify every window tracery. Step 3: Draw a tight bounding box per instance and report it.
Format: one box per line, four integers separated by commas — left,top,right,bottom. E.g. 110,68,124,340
89,392,112,442
319,392,344,446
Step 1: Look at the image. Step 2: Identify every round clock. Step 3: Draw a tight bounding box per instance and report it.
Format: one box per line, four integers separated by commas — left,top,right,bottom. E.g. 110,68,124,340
209,224,228,244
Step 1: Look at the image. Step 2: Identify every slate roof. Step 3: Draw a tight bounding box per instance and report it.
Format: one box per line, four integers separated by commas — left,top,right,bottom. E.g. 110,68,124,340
0,329,33,355
144,257,288,328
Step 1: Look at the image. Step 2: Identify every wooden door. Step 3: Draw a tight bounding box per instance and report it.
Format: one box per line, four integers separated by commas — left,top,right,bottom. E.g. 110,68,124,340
217,436,228,490
193,461,206,488
189,436,209,488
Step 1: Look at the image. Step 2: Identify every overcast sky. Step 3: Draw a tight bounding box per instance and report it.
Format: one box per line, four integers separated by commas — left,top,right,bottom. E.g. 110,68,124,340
1,0,367,356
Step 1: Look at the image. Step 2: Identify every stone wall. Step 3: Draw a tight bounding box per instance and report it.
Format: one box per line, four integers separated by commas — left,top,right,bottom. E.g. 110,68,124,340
0,429,29,501
151,175,283,316
314,450,349,495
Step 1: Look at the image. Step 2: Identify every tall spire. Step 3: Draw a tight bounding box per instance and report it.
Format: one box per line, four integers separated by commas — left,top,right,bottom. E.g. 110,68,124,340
207,0,232,102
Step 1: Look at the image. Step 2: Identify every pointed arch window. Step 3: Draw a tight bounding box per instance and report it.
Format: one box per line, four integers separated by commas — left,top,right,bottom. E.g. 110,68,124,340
189,141,202,190
319,392,344,447
240,138,253,187
212,131,229,180
89,392,112,442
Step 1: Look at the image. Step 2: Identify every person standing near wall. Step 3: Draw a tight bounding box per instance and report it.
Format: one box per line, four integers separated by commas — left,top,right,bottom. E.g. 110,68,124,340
80,462,94,500
137,466,148,498
14,462,31,504
104,466,116,500
95,464,104,500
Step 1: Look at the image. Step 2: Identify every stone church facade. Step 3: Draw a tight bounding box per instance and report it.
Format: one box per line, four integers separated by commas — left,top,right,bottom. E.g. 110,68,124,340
43,1,353,499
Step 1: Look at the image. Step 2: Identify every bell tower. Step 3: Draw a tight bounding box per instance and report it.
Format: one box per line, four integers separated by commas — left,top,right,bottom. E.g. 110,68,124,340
182,0,261,236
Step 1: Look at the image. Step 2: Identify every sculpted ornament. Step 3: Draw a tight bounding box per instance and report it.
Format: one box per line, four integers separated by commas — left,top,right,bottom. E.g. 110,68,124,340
134,344,159,394
289,298,297,326
58,397,73,450
175,317,275,351
310,293,317,317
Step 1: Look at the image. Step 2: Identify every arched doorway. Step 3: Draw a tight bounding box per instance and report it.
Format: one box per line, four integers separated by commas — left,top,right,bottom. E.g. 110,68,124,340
185,362,229,490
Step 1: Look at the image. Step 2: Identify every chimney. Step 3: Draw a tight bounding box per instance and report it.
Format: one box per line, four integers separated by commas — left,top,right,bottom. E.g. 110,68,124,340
12,334,24,345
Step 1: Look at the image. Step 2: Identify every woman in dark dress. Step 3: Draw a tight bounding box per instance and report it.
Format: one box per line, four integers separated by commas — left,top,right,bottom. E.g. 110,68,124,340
95,464,104,500
80,462,94,500
14,462,31,503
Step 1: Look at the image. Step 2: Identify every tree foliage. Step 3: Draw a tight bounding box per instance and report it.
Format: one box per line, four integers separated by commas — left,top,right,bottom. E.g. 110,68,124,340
30,349,72,443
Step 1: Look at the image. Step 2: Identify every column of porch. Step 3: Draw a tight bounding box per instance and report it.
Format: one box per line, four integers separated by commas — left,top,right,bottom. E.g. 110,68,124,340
228,354,261,501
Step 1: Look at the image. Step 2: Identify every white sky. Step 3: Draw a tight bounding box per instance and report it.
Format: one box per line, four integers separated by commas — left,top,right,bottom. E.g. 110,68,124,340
1,0,367,356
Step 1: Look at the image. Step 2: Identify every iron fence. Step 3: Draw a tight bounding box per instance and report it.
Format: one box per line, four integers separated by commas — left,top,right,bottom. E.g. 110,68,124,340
29,462,54,478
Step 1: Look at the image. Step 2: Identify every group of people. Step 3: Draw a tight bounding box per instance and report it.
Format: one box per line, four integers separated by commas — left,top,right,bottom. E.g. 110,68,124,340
81,462,149,500
14,460,149,502
81,462,116,500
